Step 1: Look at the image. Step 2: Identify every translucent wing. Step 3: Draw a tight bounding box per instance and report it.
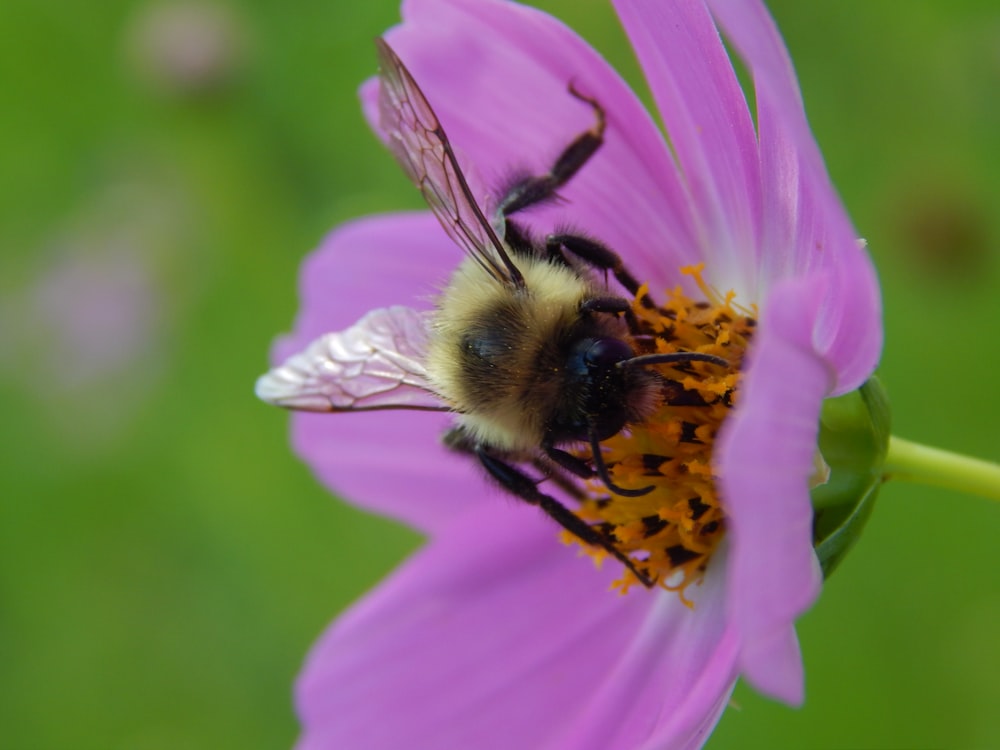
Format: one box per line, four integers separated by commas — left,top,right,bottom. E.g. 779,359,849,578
255,306,447,412
375,38,524,288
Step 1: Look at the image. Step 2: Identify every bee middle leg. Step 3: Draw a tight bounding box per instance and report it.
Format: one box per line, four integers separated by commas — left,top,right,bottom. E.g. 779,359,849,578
497,86,605,218
475,447,655,588
577,294,641,335
546,233,654,309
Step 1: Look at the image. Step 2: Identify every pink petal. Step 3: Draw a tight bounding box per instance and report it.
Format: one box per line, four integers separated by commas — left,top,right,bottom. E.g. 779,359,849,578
361,0,702,295
271,212,453,364
553,556,738,749
272,212,483,532
706,0,882,391
716,275,831,705
274,2,888,739
703,0,820,204
296,502,738,750
290,408,479,533
611,0,762,296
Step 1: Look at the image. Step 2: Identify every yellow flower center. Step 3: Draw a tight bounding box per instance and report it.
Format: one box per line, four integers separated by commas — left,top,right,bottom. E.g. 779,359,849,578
567,265,756,601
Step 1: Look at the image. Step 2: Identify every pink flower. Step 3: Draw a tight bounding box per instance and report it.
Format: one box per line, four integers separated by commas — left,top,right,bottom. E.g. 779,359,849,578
260,0,881,747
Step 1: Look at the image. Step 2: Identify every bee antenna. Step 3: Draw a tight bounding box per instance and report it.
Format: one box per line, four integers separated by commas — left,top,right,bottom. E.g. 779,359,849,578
588,429,654,498
618,352,729,369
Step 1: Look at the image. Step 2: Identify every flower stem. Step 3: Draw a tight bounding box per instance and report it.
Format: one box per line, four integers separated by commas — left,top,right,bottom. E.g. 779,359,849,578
884,436,1000,502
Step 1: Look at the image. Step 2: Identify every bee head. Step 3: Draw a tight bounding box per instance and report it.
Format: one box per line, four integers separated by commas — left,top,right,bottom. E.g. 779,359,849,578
555,336,638,443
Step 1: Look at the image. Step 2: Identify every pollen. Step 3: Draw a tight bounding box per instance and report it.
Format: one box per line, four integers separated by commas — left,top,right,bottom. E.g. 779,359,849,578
568,265,756,601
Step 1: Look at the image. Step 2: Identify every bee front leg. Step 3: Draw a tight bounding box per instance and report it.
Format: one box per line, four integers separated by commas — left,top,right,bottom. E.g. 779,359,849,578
543,443,594,480
475,447,655,588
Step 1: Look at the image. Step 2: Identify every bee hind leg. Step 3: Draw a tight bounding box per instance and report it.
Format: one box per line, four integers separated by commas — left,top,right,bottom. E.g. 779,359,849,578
496,87,605,218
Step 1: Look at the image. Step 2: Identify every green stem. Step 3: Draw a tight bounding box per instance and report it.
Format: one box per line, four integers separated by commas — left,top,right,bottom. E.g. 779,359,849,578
884,436,1000,502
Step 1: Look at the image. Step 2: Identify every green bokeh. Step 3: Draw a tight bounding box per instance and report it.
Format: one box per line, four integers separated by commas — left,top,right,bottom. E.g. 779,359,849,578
1,1,996,748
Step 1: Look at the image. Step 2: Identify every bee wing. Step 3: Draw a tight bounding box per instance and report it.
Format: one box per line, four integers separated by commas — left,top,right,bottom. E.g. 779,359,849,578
255,306,447,412
375,38,524,288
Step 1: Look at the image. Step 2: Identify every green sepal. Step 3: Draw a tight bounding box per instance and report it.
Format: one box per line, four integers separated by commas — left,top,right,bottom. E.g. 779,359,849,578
811,377,891,578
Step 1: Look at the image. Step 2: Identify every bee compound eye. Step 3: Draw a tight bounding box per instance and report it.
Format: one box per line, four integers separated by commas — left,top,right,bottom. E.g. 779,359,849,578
581,338,634,441
584,337,633,370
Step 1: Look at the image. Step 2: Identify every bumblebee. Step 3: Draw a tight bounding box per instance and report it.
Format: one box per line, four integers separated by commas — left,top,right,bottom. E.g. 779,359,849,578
257,40,726,585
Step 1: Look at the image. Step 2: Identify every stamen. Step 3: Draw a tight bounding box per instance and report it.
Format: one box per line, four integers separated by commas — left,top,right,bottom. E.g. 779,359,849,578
566,273,757,600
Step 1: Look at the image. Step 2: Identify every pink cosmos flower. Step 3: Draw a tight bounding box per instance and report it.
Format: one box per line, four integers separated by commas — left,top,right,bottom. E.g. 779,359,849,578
260,0,882,747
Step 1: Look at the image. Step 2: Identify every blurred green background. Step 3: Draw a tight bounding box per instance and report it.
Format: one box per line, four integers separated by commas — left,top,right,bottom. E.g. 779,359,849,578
1,0,997,748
